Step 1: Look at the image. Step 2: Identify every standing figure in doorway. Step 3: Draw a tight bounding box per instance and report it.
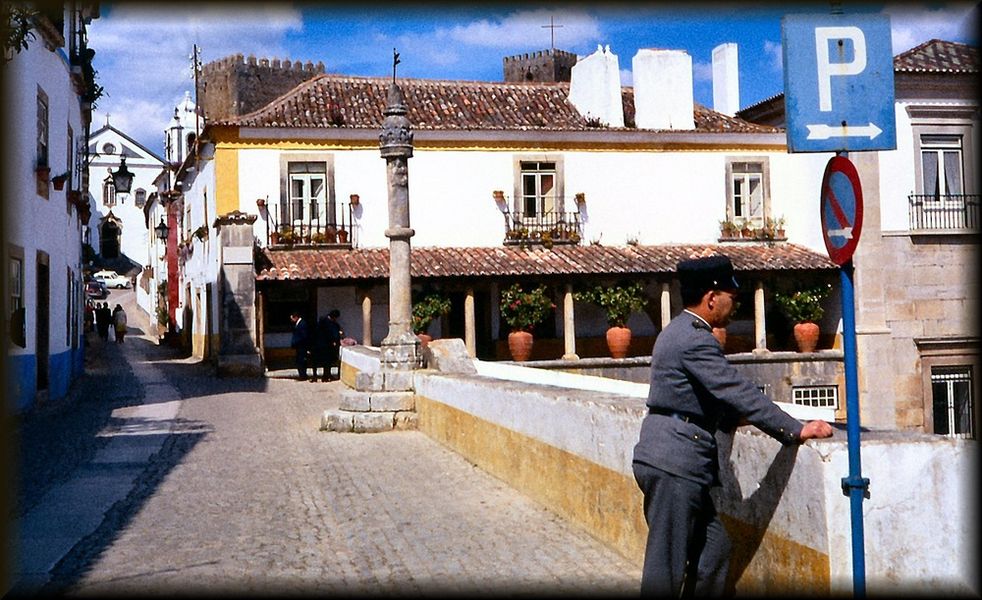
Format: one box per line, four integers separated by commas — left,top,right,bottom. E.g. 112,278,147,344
112,303,128,344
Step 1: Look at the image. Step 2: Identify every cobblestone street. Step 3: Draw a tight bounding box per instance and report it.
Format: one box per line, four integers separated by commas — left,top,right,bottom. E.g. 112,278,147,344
8,290,641,596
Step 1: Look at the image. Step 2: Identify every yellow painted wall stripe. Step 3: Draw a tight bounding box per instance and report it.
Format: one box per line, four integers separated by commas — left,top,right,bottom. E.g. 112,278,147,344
215,146,239,216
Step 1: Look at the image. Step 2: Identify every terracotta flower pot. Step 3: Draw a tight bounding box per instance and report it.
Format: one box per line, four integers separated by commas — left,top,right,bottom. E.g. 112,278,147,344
417,333,432,348
793,322,820,353
606,326,632,359
507,330,534,361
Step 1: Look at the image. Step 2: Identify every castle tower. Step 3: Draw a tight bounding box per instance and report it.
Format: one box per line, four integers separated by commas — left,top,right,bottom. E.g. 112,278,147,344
199,54,326,121
503,48,578,83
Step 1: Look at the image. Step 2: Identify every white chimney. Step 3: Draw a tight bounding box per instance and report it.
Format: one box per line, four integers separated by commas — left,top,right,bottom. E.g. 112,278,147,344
568,45,625,128
632,48,694,130
712,43,739,116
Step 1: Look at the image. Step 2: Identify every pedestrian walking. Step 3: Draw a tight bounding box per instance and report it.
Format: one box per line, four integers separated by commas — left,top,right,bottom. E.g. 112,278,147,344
289,311,311,381
632,254,833,597
95,302,112,341
311,309,344,382
112,304,128,344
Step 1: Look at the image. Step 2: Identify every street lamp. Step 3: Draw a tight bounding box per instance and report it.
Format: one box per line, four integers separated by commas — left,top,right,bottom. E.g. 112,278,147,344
154,217,169,242
110,156,134,194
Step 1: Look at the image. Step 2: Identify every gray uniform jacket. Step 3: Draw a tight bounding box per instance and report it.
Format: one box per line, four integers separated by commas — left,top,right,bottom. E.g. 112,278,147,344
633,311,804,486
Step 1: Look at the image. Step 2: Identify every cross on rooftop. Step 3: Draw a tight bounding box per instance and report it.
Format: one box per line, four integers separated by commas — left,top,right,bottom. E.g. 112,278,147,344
541,16,563,51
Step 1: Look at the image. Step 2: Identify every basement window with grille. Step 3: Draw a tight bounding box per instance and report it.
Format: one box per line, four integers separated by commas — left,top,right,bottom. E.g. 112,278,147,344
792,385,839,410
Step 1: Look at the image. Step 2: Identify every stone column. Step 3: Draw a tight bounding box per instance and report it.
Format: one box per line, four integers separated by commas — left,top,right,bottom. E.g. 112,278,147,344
660,282,672,329
464,287,476,357
215,211,263,376
754,280,767,351
378,82,422,374
361,291,372,346
562,284,579,360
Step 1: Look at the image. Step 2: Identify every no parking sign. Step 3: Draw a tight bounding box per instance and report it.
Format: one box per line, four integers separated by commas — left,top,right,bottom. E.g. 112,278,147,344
820,155,863,265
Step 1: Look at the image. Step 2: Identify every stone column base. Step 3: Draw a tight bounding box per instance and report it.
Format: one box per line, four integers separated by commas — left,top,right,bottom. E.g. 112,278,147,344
320,389,417,433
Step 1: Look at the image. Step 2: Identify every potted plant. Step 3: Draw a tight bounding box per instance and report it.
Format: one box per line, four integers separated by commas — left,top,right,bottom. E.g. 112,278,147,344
278,227,298,246
412,292,452,347
575,281,647,358
739,218,754,239
311,231,328,244
775,216,786,238
337,227,349,244
499,283,555,361
719,220,739,239
774,284,832,352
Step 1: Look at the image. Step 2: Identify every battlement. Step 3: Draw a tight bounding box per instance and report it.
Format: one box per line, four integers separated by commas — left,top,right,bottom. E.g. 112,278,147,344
200,54,326,121
502,48,578,83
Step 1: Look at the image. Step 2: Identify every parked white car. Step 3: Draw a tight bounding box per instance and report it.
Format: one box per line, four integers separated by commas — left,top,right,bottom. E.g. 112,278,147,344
93,270,131,289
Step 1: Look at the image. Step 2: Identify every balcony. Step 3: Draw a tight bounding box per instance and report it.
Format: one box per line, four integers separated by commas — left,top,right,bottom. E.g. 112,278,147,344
503,210,582,248
909,194,980,232
264,201,356,249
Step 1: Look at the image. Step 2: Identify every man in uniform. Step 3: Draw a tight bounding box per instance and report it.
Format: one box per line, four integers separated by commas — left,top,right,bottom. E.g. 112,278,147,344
632,254,833,596
289,311,311,381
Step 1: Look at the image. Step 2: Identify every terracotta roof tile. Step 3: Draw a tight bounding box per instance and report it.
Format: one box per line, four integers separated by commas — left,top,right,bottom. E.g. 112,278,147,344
255,244,835,282
220,75,779,134
894,39,979,73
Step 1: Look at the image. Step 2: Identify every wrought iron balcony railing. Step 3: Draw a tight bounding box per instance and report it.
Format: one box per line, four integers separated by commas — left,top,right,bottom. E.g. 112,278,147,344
502,210,582,247
909,194,980,232
264,201,356,248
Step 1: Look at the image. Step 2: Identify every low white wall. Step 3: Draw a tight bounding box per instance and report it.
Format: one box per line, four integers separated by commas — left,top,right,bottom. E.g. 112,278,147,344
338,347,978,595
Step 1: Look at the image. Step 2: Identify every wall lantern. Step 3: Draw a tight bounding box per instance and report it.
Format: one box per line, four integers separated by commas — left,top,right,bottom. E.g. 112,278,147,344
110,156,134,194
154,218,170,242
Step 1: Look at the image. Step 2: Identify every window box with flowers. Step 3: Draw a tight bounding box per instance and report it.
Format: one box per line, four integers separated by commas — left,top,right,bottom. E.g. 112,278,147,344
774,283,831,352
499,283,555,361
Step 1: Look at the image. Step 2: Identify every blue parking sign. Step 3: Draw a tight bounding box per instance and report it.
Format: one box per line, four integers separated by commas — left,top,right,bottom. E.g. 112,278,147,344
782,13,896,153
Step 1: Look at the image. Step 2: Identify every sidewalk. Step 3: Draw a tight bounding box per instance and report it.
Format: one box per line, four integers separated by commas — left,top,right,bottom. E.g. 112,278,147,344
6,291,641,596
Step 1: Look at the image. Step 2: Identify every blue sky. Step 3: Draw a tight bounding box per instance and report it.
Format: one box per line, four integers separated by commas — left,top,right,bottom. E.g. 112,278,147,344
87,2,979,158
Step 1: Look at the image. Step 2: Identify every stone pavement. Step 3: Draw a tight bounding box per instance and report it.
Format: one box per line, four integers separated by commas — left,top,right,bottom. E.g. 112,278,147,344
6,290,641,596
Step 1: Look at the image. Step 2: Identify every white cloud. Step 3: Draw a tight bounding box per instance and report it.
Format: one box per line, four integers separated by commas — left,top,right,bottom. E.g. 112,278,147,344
441,9,602,51
763,39,783,72
883,2,978,53
692,59,713,83
87,5,303,153
619,68,633,87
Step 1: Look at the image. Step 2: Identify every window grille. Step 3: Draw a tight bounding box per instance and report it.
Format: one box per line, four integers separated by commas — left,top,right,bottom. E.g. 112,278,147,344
931,366,974,438
792,385,839,409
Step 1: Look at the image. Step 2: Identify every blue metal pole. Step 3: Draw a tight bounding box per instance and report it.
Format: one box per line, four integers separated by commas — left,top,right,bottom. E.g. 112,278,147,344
840,259,868,596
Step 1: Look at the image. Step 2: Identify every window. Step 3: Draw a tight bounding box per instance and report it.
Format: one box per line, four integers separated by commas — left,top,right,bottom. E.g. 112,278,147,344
9,255,25,348
920,135,964,199
101,142,116,155
792,385,839,409
66,124,74,190
520,161,557,219
286,162,327,226
36,87,49,168
102,176,116,206
726,159,769,226
134,188,147,208
931,366,974,438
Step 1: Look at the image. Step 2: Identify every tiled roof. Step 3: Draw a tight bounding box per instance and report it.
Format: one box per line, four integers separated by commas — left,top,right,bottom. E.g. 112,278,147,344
255,243,835,282
219,75,780,134
894,39,979,73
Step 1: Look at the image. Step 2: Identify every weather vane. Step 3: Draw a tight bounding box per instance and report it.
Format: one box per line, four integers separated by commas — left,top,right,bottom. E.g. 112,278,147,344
392,48,401,84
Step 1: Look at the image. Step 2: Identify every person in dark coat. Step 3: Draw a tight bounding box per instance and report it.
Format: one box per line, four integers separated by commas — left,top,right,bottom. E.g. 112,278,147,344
311,309,344,382
632,255,833,597
289,311,311,381
95,302,112,341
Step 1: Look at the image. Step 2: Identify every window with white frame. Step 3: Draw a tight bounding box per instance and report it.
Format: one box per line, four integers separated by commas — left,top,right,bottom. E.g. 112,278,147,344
287,162,327,227
102,176,116,206
10,256,23,313
792,385,839,409
931,366,974,438
726,160,767,226
520,161,557,219
920,134,964,200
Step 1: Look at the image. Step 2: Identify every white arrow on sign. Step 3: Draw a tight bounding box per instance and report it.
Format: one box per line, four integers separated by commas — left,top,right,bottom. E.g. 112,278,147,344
828,226,853,239
806,122,883,140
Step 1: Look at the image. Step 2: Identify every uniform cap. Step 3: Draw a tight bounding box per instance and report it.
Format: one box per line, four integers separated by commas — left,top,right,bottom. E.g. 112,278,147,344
677,255,739,294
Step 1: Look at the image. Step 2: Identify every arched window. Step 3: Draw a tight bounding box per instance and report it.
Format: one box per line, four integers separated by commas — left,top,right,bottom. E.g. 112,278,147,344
102,176,116,206
134,188,147,208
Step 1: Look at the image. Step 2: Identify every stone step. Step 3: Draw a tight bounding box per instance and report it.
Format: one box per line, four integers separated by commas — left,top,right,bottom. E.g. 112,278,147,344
320,409,418,433
339,389,415,412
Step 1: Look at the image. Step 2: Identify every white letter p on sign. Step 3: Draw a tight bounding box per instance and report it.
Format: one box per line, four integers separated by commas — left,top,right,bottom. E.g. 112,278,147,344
815,26,867,112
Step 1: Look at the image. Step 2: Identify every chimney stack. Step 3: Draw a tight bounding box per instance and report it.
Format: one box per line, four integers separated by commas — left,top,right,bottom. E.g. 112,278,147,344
712,43,739,116
632,49,694,130
567,45,625,127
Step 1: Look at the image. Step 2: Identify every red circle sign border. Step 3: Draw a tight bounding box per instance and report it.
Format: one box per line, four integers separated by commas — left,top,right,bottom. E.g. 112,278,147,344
820,155,864,266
